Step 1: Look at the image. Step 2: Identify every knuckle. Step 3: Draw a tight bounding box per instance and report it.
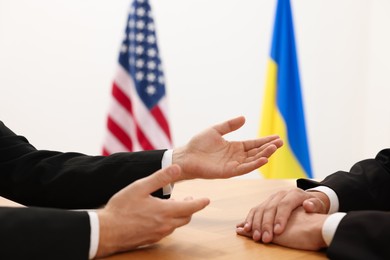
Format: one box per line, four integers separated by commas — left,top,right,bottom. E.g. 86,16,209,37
183,216,192,225
287,188,301,196
287,188,306,200
261,223,273,231
275,190,288,198
264,204,275,212
158,224,174,236
278,199,290,207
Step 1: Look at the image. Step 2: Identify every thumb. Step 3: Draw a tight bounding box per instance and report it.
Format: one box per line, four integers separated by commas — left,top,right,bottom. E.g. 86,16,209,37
213,116,245,135
303,198,327,213
128,164,182,196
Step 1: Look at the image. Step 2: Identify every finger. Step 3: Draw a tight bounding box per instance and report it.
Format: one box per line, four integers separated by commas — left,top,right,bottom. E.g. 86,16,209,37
259,137,284,150
168,197,210,217
258,142,282,157
236,227,253,238
260,192,288,243
171,215,193,229
303,198,326,213
131,164,182,196
273,189,310,234
213,116,245,136
243,141,283,170
153,215,195,239
232,157,269,176
246,143,278,158
236,221,246,228
251,207,264,241
243,207,257,232
246,144,278,162
242,135,283,152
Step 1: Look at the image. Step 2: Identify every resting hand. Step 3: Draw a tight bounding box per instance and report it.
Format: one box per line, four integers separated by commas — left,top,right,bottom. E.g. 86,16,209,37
237,208,328,250
173,116,283,181
236,188,329,243
95,165,210,258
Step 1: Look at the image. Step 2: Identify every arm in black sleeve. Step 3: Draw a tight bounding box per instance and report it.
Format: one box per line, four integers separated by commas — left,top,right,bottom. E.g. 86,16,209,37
0,207,90,260
327,211,390,260
0,121,166,209
297,149,390,212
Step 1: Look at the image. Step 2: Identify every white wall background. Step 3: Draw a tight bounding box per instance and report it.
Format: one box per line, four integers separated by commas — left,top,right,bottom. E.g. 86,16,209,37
1,0,390,180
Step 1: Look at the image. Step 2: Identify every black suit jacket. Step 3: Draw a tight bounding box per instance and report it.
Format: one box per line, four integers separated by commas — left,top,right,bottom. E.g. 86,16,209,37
297,149,390,260
0,121,167,259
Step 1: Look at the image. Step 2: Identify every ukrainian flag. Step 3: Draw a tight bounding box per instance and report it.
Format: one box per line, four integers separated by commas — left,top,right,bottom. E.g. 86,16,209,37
259,0,312,179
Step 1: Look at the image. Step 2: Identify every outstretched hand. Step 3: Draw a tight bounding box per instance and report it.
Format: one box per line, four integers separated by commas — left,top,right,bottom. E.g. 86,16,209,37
96,165,210,258
173,116,283,181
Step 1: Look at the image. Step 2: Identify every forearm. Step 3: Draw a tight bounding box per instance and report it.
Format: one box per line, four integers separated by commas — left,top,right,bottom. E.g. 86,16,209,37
1,149,166,208
1,121,168,208
0,207,90,260
1,131,165,206
297,149,390,212
327,211,390,259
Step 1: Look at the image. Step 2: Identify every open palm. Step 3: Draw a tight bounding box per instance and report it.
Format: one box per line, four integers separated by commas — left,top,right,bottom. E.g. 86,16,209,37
173,116,283,181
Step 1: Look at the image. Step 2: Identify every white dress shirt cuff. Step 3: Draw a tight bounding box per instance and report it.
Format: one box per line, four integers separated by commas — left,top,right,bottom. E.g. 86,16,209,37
88,211,99,259
307,186,339,214
86,149,174,259
322,212,347,246
162,149,174,195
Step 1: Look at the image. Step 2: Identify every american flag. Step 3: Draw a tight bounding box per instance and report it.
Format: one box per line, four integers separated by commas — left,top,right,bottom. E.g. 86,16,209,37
102,0,172,155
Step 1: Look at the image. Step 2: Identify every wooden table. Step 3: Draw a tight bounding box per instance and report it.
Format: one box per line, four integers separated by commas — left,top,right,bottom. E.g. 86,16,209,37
103,178,328,259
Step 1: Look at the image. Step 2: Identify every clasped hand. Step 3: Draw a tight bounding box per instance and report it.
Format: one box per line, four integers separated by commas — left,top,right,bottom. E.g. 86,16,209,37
236,188,329,250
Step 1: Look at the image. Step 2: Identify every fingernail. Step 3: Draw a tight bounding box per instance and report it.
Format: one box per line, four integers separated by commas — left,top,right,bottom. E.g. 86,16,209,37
262,231,271,243
253,230,261,241
244,223,250,231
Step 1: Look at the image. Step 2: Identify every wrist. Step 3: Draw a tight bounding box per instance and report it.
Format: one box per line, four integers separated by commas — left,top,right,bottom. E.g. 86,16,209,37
314,214,328,249
95,210,117,258
172,147,188,181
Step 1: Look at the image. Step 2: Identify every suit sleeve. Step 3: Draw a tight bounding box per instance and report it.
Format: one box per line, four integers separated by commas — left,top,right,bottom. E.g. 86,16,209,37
297,148,390,211
0,121,166,209
0,207,90,260
327,211,390,260
295,149,390,259
0,120,171,259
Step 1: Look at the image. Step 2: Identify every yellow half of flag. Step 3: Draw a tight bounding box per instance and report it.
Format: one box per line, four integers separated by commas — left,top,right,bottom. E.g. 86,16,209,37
259,0,312,179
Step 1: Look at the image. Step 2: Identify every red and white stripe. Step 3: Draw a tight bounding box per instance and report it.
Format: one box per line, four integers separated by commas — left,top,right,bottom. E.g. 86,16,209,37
102,65,172,155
